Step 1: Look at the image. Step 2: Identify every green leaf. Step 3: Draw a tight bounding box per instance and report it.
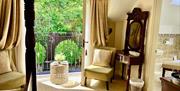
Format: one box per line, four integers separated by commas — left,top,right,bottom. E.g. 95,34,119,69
35,0,83,33
35,42,46,65
55,40,82,64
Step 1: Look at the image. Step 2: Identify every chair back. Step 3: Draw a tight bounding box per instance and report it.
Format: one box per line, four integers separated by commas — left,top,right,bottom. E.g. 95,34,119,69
95,47,116,67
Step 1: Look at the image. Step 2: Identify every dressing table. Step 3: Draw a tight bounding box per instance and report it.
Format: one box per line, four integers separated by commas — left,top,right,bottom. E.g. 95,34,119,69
115,8,149,91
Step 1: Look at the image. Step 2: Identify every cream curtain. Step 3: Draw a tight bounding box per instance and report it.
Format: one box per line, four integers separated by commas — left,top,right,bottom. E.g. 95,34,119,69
90,0,108,47
0,0,24,73
88,0,108,64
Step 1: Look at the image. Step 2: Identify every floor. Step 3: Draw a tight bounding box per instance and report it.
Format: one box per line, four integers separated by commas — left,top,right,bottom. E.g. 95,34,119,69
37,72,126,91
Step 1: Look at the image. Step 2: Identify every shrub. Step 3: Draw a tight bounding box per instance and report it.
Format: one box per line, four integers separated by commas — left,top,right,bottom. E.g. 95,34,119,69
35,42,46,65
55,53,66,62
55,40,82,64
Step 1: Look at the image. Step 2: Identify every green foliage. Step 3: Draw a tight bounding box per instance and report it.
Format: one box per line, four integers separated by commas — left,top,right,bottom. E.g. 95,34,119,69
35,32,48,48
35,42,46,65
34,0,83,65
55,40,82,64
35,0,83,33
55,53,66,61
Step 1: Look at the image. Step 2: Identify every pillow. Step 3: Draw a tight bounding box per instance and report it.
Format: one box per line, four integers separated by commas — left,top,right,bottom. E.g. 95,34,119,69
92,48,113,67
0,50,12,74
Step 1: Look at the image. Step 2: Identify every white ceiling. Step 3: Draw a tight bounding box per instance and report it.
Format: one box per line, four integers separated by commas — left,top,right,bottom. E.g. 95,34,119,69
108,0,138,21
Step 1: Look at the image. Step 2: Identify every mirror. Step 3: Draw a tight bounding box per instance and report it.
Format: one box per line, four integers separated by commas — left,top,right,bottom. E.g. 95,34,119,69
129,22,141,49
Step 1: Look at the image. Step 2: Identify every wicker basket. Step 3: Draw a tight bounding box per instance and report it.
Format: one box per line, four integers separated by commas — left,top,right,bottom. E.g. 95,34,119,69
50,61,69,84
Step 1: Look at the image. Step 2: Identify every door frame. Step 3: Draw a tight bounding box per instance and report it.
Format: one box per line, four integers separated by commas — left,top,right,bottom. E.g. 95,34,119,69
143,0,163,91
24,0,87,90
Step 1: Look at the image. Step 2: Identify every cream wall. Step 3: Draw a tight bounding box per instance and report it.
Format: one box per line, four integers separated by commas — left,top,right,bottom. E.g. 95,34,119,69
113,20,126,76
114,21,126,50
106,20,116,47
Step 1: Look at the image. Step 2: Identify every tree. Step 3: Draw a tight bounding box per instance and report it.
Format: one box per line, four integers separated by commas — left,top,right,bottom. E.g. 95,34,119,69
55,40,82,64
35,0,83,34
35,42,46,65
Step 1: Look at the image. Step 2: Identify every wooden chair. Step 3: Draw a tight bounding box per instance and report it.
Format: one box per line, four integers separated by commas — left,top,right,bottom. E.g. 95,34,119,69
84,47,116,90
116,8,149,91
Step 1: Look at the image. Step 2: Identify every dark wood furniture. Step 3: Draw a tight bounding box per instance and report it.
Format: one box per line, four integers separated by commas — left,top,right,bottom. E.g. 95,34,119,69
116,8,149,91
24,0,37,91
160,77,180,91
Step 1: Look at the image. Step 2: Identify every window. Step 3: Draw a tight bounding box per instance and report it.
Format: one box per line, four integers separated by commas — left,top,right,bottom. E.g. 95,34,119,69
35,0,83,74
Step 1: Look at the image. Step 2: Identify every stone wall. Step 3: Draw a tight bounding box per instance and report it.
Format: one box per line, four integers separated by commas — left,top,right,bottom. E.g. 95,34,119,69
156,34,180,62
154,34,180,91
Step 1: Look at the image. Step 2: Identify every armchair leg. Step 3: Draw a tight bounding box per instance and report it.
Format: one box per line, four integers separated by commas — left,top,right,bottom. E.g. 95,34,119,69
121,64,125,79
84,77,87,86
110,78,113,83
106,81,109,90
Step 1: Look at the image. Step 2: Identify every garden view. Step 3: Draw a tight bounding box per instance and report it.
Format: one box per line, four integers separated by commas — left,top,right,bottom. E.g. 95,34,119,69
34,0,83,73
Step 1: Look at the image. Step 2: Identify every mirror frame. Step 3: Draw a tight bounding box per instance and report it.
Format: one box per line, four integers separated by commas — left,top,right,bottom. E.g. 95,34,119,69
124,8,149,55
128,21,142,50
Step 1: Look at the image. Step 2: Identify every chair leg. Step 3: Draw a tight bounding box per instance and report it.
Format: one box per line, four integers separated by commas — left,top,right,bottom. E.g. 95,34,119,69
121,64,125,79
84,77,87,86
110,78,113,83
106,81,109,90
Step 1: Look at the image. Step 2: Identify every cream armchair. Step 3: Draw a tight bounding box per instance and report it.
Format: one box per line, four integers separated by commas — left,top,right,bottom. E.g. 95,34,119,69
0,51,25,90
84,47,116,90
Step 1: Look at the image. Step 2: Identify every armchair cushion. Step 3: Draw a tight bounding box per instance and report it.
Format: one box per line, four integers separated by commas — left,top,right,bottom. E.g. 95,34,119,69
0,72,25,90
92,48,112,67
85,65,113,81
0,51,12,74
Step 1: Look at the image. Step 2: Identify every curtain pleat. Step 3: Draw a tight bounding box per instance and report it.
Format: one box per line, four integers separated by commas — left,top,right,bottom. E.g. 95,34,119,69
90,0,108,47
89,0,108,64
0,0,21,50
0,0,23,73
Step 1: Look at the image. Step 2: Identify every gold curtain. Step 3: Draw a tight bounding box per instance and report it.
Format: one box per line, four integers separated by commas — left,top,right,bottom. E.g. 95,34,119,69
90,0,108,47
0,0,21,49
88,0,108,65
0,0,23,72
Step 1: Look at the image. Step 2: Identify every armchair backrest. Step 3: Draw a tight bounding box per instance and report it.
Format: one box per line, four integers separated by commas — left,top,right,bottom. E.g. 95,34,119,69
95,47,116,67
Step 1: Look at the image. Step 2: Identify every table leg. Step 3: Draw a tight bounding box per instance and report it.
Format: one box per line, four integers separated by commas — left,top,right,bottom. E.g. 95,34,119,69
126,65,131,91
138,64,142,79
162,68,165,77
